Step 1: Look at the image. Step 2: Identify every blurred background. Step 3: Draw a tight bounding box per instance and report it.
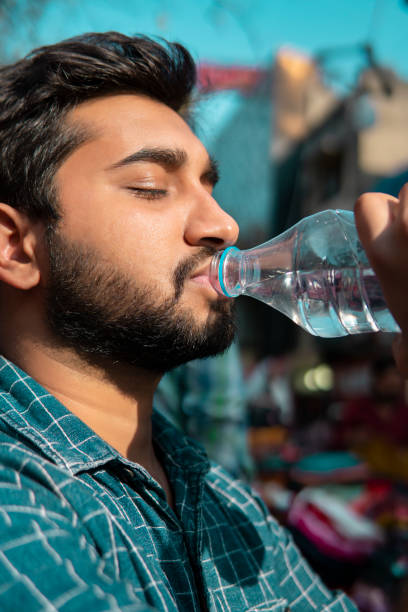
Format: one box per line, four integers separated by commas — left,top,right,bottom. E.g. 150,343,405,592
4,1,408,609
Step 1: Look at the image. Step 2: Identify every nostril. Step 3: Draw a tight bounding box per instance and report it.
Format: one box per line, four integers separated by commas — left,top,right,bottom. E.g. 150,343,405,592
201,237,225,247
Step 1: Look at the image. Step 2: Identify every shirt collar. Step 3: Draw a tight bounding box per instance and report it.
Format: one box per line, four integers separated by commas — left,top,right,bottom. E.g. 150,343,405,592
0,355,209,476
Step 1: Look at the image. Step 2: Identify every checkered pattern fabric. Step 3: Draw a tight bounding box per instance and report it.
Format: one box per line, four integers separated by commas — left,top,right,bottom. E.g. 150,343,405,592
155,343,254,480
0,355,357,611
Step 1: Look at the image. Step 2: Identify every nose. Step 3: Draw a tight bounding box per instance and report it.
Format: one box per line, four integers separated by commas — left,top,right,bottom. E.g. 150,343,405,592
184,192,239,249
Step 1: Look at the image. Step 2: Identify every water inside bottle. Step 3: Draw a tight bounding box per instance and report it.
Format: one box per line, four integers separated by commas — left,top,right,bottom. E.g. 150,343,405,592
244,265,399,338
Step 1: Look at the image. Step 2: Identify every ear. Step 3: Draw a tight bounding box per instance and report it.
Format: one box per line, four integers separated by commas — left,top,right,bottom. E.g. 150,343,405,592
0,203,42,290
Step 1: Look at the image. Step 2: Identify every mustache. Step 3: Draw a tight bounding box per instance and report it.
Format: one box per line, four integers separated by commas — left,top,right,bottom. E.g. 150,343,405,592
173,246,218,300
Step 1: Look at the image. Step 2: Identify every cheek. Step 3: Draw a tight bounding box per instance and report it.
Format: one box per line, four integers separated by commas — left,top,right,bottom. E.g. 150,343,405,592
57,175,185,282
97,208,182,284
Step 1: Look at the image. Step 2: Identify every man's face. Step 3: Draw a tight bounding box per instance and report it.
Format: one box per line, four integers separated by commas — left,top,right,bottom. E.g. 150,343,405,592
45,94,239,372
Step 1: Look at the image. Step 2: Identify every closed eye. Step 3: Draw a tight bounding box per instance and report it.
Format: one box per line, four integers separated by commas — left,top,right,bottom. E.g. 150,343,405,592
127,187,167,200
202,158,219,188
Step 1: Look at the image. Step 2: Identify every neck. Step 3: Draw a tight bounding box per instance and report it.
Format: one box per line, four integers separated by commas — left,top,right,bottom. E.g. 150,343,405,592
0,293,174,506
3,337,162,466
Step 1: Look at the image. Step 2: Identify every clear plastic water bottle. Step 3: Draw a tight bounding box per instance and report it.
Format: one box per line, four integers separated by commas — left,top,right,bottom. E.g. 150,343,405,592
209,209,400,338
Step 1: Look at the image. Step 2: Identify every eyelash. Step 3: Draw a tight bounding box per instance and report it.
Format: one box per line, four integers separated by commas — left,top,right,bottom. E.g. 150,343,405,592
128,187,167,200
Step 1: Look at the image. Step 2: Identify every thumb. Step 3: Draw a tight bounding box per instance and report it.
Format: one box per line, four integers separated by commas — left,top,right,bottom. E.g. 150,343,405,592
354,192,398,253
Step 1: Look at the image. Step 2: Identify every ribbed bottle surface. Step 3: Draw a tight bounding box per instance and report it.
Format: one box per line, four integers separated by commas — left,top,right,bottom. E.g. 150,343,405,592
211,210,400,338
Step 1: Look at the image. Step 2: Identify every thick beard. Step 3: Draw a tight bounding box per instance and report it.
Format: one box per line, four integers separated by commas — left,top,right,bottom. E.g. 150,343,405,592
44,229,236,373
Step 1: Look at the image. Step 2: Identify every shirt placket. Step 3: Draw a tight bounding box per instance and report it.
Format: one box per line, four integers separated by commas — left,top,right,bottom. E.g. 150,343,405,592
170,460,211,612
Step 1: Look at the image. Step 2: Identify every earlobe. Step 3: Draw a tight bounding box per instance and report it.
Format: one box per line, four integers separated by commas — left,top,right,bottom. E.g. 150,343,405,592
0,203,41,290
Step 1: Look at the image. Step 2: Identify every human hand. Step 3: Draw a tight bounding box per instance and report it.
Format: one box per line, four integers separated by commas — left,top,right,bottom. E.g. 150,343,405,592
355,184,408,377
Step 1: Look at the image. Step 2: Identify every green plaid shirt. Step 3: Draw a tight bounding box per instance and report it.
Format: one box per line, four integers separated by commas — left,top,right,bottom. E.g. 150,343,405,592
0,355,357,611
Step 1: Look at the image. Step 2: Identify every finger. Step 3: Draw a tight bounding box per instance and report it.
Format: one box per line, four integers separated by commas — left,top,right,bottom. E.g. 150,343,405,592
354,192,399,245
397,183,408,227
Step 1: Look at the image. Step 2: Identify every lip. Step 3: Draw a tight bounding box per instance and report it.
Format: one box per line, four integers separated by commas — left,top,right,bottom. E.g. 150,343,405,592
190,275,213,289
190,262,212,280
189,262,216,290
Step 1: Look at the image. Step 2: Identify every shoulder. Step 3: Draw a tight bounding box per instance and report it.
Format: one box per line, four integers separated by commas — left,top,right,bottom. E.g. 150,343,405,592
0,417,57,473
204,462,280,534
203,463,358,611
206,462,262,503
0,423,82,516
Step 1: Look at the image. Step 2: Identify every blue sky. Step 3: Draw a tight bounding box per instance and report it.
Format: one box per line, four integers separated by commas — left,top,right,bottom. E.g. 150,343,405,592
7,0,408,89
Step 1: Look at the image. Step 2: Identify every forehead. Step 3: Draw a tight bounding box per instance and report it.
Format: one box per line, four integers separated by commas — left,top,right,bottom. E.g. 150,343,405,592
65,93,206,162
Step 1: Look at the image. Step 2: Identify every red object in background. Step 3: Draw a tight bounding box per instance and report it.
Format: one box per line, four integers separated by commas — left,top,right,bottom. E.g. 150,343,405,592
350,480,392,517
197,63,268,94
288,489,384,563
340,396,408,446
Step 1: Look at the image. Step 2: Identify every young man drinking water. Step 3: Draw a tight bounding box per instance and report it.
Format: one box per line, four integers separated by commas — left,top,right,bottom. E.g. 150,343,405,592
0,31,358,610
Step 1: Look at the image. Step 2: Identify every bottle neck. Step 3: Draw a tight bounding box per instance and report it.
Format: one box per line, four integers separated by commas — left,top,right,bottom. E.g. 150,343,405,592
210,246,258,298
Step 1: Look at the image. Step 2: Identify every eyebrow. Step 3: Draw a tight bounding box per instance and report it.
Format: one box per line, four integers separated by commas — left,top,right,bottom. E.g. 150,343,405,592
107,146,219,186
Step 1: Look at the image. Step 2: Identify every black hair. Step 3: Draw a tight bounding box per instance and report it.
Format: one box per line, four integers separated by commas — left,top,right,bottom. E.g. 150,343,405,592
0,31,196,223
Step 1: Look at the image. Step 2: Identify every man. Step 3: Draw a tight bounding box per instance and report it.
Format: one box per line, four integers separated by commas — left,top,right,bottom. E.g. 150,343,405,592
0,32,357,610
